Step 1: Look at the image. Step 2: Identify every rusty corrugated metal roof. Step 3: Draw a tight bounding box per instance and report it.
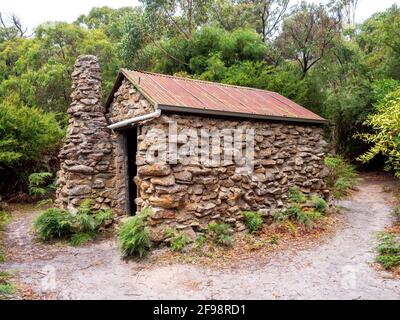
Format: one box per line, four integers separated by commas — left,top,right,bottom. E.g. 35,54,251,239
112,69,326,124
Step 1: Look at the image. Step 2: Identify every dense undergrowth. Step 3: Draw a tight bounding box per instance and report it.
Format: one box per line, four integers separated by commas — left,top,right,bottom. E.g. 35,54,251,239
34,199,114,246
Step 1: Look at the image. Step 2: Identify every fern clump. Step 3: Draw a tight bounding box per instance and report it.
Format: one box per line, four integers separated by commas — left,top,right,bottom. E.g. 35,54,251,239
207,222,233,246
118,208,153,258
28,172,55,198
70,232,92,247
311,196,327,213
34,208,73,241
288,187,307,204
34,199,114,245
376,233,400,269
242,211,263,233
165,228,190,252
324,155,358,198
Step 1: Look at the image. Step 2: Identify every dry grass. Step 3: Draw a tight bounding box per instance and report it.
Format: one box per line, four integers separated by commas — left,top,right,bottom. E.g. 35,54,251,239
148,213,342,268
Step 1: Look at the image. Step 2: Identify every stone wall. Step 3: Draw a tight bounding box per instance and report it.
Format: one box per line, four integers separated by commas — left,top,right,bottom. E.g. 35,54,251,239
106,81,328,241
57,60,328,241
56,55,114,213
134,115,328,241
105,79,157,214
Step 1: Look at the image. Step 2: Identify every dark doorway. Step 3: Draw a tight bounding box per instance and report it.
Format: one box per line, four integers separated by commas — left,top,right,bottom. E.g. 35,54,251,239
125,127,138,215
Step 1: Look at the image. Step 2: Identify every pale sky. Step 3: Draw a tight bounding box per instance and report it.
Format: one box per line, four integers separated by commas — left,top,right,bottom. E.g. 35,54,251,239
1,0,399,32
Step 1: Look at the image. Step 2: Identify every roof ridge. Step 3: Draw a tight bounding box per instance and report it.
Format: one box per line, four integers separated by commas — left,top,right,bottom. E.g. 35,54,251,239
124,69,276,94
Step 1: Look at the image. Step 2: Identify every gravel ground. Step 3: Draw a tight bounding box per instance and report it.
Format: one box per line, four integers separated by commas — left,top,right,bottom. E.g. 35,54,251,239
1,172,399,300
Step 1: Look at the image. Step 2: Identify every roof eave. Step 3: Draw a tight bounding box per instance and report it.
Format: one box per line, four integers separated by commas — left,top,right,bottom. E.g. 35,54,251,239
157,104,328,125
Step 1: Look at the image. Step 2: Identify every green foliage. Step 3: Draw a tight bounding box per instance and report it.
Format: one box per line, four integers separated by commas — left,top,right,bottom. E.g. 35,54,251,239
242,211,263,234
273,209,289,222
34,208,73,241
70,232,93,247
34,200,114,245
28,172,55,197
311,196,327,213
273,190,325,230
324,155,358,198
288,187,307,204
0,102,63,167
118,208,152,258
207,222,233,246
0,271,15,299
0,210,10,230
194,233,206,249
270,235,279,245
165,228,189,252
0,101,63,196
376,233,400,269
356,87,400,177
392,205,400,218
93,209,114,228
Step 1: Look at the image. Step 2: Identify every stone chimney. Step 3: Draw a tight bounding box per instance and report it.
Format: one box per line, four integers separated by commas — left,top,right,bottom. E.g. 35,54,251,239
56,55,113,214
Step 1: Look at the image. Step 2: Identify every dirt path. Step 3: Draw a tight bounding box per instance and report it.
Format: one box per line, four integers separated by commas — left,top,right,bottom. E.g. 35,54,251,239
1,172,399,300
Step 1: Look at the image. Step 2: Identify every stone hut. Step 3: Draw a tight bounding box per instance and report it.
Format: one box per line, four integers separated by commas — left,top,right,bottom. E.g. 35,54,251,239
56,55,328,240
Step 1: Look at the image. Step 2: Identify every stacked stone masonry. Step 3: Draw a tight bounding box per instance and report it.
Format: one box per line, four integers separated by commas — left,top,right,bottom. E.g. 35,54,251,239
56,55,329,241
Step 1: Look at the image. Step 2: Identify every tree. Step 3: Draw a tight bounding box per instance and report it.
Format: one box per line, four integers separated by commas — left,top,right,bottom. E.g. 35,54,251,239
75,6,136,41
356,87,400,177
241,0,292,42
275,2,341,77
0,22,120,114
140,0,211,40
357,5,400,80
0,12,28,42
339,0,359,26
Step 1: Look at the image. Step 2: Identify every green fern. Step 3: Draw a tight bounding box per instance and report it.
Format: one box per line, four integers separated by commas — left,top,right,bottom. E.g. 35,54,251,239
118,208,153,258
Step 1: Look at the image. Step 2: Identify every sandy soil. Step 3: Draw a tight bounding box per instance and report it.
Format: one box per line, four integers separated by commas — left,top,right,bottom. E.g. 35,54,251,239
1,172,399,300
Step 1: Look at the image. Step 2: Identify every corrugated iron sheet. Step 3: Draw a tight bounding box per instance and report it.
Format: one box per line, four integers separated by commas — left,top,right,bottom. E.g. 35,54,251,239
120,69,326,123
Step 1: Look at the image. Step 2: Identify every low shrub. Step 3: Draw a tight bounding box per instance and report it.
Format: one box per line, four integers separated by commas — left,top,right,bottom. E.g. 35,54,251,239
34,200,114,245
194,233,207,249
70,232,92,247
288,187,307,204
242,211,263,233
207,222,233,246
93,209,114,228
118,208,152,258
0,210,10,230
392,205,400,218
273,209,290,222
28,172,55,198
165,228,190,252
376,233,400,269
34,208,73,241
311,196,327,213
324,155,358,198
0,271,15,299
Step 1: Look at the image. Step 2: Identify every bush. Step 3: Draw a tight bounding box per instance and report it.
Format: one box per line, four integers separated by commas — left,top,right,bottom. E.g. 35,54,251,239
34,208,73,241
0,210,10,230
93,209,114,228
118,208,152,258
28,172,55,198
34,200,115,244
312,196,327,212
356,87,400,177
70,232,92,247
0,102,64,196
242,211,263,233
324,155,358,198
273,209,290,222
207,222,233,246
376,233,400,269
165,228,189,252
